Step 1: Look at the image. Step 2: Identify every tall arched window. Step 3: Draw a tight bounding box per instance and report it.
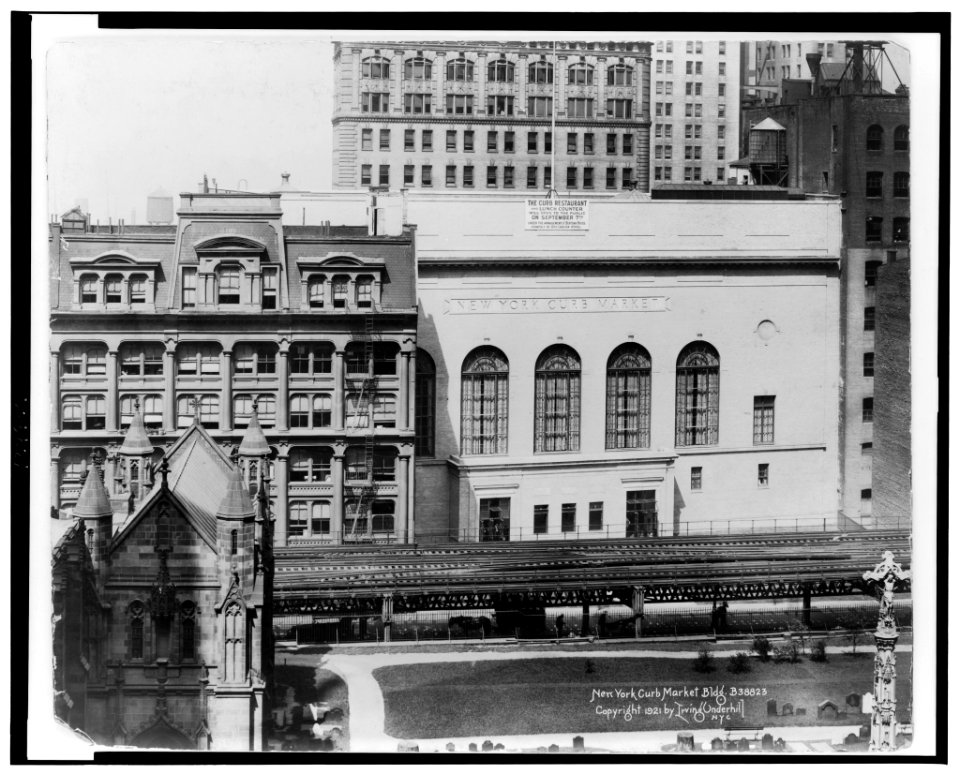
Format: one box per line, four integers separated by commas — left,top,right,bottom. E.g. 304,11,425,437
128,601,145,659
528,60,553,84
568,62,594,85
606,343,652,449
675,342,720,446
866,124,884,152
404,56,432,80
534,345,581,453
607,63,634,86
487,57,515,83
894,125,909,151
415,350,436,457
461,347,509,455
446,57,474,81
361,56,390,79
180,601,197,661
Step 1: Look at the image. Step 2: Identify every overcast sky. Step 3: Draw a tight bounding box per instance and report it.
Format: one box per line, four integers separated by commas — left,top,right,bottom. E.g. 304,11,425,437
47,36,336,222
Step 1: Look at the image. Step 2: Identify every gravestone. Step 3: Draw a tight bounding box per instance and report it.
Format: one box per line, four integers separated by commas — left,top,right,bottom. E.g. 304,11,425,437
548,744,560,753
446,743,455,752
495,743,505,751
782,703,794,715
468,743,477,752
766,699,778,716
737,738,750,752
818,700,839,720
677,732,694,751
761,733,774,751
711,737,724,751
397,742,419,752
572,736,584,751
845,733,859,746
775,738,786,751
846,692,862,709
482,740,494,752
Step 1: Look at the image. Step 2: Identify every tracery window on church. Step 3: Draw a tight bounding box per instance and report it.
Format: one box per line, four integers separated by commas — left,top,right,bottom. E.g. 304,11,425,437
534,345,581,453
675,341,720,446
605,343,652,449
460,346,509,455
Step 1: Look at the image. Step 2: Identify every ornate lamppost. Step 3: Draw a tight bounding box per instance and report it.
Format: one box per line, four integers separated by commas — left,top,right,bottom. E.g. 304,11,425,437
862,551,910,751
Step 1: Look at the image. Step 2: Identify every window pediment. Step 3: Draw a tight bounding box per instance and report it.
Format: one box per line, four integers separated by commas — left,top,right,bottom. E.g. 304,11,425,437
193,235,267,254
69,250,161,268
296,253,385,270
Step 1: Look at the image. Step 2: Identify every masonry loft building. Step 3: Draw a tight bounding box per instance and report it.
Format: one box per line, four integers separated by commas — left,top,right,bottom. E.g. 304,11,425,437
739,42,910,527
331,40,652,193
402,191,843,542
51,413,274,749
49,190,418,547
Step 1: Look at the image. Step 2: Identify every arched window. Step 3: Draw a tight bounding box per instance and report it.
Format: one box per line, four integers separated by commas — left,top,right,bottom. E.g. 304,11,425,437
176,394,219,428
120,394,163,429
128,601,145,659
79,274,98,305
234,393,276,427
607,63,634,86
216,265,241,304
119,342,164,376
675,342,720,446
866,124,884,152
289,448,332,482
62,343,107,376
535,345,581,452
415,350,436,457
104,274,124,305
290,342,333,375
180,601,197,660
894,125,909,152
176,343,221,377
289,393,332,428
606,344,652,449
529,60,553,84
404,56,432,80
307,275,325,308
362,56,390,79
487,57,515,83
461,347,509,455
568,62,594,85
234,343,276,376
893,171,910,198
446,57,474,81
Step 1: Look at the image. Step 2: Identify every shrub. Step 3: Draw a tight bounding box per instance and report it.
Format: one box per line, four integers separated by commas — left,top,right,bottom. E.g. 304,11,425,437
585,659,596,674
727,651,751,674
810,640,827,662
788,642,801,663
693,646,715,673
752,636,772,661
772,643,801,664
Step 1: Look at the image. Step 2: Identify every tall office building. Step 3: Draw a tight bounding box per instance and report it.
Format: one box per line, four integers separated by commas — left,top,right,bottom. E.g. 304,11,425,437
650,39,741,184
331,40,652,193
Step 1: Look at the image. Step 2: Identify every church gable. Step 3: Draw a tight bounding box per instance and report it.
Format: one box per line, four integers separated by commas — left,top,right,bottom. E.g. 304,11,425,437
109,496,217,585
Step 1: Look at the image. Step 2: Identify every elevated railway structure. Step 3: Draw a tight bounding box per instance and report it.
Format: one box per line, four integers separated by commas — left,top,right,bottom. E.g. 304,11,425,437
273,530,910,638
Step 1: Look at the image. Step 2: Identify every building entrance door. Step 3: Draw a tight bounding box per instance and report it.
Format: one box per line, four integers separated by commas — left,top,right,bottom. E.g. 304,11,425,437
626,490,657,537
479,498,510,542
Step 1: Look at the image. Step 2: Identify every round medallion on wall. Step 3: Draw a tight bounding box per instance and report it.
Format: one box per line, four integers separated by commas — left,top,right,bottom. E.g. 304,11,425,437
756,320,779,342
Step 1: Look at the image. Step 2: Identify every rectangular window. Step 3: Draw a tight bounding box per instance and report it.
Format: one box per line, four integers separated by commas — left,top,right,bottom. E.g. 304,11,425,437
527,166,538,188
567,132,578,154
422,129,433,151
445,94,474,114
719,62,726,75
622,168,633,188
261,268,277,310
479,498,510,542
504,131,515,153
528,131,538,153
360,164,372,186
893,217,909,242
567,98,593,118
757,463,770,488
583,167,594,189
463,130,474,152
379,128,390,150
691,466,702,490
446,165,456,187
504,166,514,188
488,130,498,152
622,134,633,155
626,491,657,538
718,83,725,97
361,128,373,151
588,502,603,531
864,306,876,331
378,165,389,186
866,171,883,198
606,167,617,189
403,165,414,185
865,260,882,287
404,129,415,151
403,93,431,114
544,132,552,153
862,442,873,454
717,145,725,160
686,61,693,75
533,505,549,535
666,60,673,73
561,503,576,533
361,92,389,113
487,95,514,115
863,397,874,422
182,267,197,308
544,167,551,189
717,167,725,181
527,96,553,117
487,166,497,188
446,130,457,152
463,165,474,188
566,167,577,189
864,352,875,377
753,396,775,444
421,165,432,187
606,134,617,154
606,99,632,118
696,62,702,75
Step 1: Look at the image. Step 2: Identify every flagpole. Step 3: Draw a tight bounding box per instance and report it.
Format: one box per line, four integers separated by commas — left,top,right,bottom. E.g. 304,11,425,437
550,40,557,198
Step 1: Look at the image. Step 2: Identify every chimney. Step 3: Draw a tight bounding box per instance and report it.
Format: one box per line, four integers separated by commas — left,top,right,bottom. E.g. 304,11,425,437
850,43,864,94
280,172,291,188
805,53,822,95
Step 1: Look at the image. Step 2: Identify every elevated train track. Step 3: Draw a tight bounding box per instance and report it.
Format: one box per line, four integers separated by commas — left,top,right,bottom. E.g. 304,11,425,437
273,529,910,614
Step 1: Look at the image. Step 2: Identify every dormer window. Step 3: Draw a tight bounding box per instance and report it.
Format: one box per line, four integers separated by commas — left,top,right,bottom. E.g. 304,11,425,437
262,267,278,310
356,277,373,308
308,275,325,308
129,275,147,305
217,265,241,305
105,274,124,305
80,275,97,305
332,276,348,308
182,268,197,308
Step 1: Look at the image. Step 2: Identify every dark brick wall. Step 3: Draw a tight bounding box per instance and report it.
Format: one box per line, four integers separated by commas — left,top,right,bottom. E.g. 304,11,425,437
873,255,911,528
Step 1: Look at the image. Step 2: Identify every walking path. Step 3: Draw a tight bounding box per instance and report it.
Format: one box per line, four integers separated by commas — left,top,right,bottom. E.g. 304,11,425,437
282,644,910,753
